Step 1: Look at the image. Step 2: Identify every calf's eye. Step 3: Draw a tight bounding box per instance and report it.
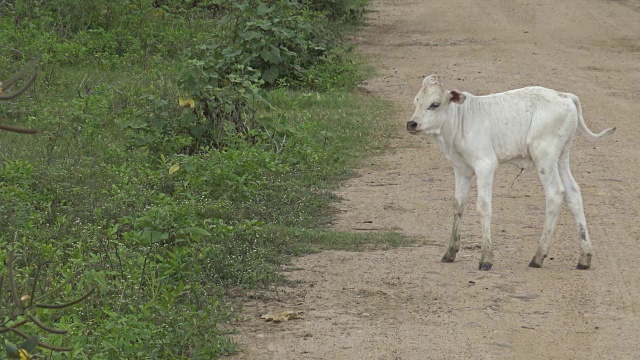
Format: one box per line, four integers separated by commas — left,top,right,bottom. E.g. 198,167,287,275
428,102,440,110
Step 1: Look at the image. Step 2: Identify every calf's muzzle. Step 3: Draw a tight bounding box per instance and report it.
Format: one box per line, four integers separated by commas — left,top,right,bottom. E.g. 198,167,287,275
406,120,418,132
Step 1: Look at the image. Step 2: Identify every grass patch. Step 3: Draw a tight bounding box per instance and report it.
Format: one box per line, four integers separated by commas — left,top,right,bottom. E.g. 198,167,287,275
0,73,410,358
266,226,419,254
0,0,414,358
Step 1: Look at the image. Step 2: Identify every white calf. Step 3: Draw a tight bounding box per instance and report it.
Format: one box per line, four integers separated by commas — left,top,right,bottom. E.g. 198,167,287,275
406,75,615,270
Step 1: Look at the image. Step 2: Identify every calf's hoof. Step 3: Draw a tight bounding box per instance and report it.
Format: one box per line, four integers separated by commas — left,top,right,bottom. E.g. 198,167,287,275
528,257,542,268
576,254,591,270
529,253,546,268
478,262,493,271
441,252,456,263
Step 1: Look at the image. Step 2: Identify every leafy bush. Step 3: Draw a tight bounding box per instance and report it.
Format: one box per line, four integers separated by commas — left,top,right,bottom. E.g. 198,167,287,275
127,0,357,154
304,0,368,22
0,0,392,358
217,0,339,85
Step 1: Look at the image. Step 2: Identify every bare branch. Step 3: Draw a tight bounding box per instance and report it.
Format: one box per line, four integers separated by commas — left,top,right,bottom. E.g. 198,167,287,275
7,251,21,307
36,288,95,309
0,55,40,99
28,266,39,308
35,271,80,302
0,319,28,333
26,314,68,335
0,56,41,134
10,327,73,352
0,124,38,134
0,68,38,100
77,73,88,99
77,73,107,99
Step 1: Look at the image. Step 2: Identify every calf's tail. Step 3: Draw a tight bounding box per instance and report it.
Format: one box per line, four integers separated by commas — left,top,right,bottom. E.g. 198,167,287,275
569,94,616,140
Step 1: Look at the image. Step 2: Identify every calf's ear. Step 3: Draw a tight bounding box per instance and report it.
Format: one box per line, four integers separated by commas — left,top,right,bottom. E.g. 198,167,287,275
423,74,439,86
449,90,466,104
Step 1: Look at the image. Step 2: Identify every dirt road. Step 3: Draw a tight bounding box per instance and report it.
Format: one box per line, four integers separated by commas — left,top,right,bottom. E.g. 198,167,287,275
233,0,640,358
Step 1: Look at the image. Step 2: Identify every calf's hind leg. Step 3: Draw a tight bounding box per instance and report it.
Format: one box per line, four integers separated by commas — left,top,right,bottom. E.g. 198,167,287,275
559,146,593,269
529,162,565,268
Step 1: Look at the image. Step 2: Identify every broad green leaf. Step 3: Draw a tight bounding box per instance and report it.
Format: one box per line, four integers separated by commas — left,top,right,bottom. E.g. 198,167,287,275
262,65,279,84
141,229,169,243
256,3,272,16
20,335,38,353
179,227,211,236
121,119,148,129
260,47,281,64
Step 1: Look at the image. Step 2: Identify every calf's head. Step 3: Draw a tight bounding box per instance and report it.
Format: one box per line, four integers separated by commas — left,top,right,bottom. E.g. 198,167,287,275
407,75,466,134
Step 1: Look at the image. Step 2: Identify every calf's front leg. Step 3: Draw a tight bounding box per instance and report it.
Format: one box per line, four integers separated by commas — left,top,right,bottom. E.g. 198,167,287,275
476,164,497,270
442,169,472,263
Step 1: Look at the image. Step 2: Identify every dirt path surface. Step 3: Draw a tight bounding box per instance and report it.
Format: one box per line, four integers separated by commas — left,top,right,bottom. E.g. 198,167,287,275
232,1,640,358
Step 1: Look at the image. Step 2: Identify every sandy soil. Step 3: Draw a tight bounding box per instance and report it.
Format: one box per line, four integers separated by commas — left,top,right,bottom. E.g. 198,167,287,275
231,0,640,358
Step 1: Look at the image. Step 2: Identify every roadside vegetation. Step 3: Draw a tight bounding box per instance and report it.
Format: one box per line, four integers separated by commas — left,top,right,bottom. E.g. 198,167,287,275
0,0,403,358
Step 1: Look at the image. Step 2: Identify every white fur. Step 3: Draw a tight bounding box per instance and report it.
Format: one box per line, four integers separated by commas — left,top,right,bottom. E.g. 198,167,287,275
408,75,616,269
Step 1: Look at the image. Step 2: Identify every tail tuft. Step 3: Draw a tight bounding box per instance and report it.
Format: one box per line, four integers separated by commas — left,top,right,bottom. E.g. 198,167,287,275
570,94,616,141
597,127,616,139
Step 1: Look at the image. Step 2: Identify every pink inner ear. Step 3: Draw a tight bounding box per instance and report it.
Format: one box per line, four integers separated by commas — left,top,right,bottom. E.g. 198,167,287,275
450,91,463,104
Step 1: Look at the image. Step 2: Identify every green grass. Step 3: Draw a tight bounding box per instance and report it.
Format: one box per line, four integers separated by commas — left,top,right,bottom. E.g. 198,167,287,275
0,72,413,358
265,226,420,254
0,0,416,358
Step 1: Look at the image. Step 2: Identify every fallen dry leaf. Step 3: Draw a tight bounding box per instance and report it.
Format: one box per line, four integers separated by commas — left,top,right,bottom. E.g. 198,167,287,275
260,310,304,323
280,310,304,320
